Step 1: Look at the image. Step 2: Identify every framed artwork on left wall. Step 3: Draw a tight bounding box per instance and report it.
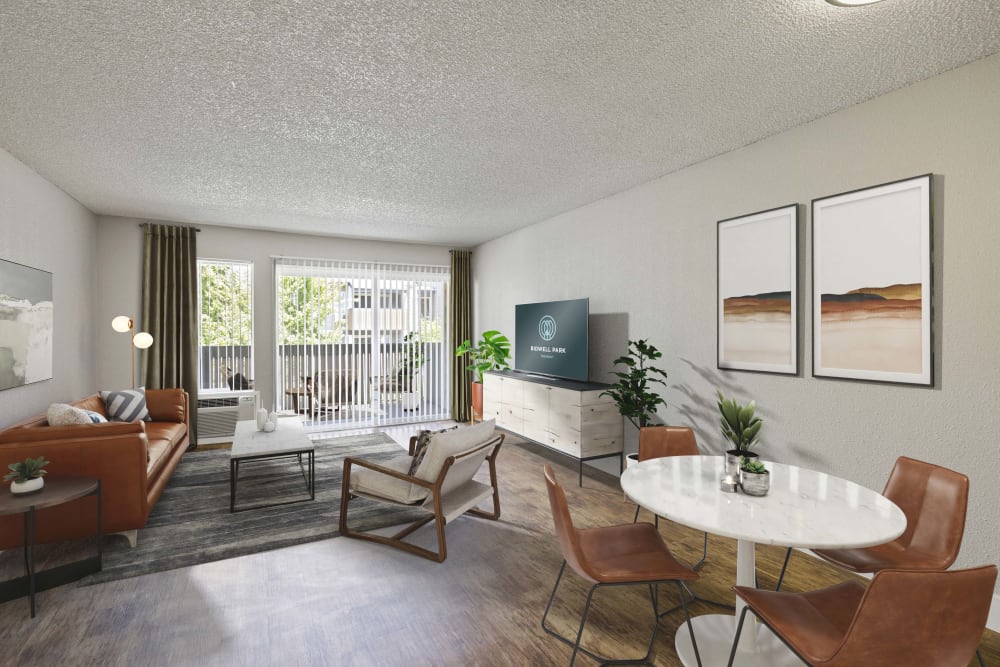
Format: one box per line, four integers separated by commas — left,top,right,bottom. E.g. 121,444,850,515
0,258,53,390
717,204,799,375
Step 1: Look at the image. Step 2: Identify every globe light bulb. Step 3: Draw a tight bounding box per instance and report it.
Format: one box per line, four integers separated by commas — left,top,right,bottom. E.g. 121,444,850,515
111,315,133,333
133,332,154,349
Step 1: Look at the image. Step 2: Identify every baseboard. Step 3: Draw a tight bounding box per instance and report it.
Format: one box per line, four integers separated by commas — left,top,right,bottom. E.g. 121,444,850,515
795,548,1000,633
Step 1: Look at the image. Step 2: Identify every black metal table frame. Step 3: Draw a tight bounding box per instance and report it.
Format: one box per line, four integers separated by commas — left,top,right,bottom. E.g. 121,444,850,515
229,448,315,512
0,480,102,618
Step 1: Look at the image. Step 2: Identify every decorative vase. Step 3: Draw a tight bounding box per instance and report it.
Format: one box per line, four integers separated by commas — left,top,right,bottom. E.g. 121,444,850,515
470,382,484,422
10,477,44,495
256,408,269,431
725,449,758,476
740,468,770,496
262,421,276,433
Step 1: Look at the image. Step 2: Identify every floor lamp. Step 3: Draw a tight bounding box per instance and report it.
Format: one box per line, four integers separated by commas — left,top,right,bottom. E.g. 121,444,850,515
111,315,154,388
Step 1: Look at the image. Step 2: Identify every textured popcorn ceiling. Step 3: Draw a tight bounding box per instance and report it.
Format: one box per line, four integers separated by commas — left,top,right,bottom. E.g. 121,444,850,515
1,1,999,246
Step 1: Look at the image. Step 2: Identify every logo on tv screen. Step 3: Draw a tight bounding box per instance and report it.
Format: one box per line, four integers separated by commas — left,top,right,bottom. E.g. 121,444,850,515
538,315,557,341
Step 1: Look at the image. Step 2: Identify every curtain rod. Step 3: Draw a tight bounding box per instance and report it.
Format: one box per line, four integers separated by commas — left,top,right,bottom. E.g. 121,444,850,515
139,222,201,232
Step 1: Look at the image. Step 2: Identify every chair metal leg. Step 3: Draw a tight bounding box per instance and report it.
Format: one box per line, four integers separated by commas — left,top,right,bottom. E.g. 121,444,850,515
775,547,793,590
633,504,641,523
676,582,703,667
691,531,708,571
977,648,985,667
727,606,752,667
542,560,688,666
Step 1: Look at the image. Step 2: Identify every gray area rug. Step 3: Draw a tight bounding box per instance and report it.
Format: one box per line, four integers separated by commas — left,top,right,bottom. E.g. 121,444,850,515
79,431,425,585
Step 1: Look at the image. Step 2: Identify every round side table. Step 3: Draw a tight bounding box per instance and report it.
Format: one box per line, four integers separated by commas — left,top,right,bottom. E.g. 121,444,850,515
0,476,103,618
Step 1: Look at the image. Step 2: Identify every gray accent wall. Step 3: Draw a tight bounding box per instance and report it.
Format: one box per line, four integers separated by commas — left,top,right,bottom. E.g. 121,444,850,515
0,148,98,427
473,53,1000,587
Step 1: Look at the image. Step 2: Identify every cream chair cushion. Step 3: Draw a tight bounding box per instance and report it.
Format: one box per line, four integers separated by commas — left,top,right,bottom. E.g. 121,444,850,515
350,454,429,504
413,419,496,482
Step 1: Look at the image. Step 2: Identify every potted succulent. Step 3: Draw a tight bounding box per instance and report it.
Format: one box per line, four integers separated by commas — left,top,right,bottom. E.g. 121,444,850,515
601,339,669,430
397,331,427,411
456,330,511,420
5,456,50,495
716,389,763,479
739,456,770,496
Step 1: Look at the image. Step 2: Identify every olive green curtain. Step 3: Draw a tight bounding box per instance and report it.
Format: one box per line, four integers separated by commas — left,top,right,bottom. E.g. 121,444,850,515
450,249,473,422
141,223,199,446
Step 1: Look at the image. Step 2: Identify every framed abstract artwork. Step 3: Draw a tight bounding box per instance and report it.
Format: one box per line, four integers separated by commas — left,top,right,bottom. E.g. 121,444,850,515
0,259,53,390
812,174,932,385
717,204,798,374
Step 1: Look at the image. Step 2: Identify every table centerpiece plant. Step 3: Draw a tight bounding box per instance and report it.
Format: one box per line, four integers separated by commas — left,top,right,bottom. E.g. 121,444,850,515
5,455,50,495
716,389,763,479
739,456,770,496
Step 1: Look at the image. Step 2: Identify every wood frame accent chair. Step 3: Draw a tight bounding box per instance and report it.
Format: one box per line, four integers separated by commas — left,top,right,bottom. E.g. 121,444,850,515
776,455,970,590
632,426,709,570
339,419,503,562
541,464,703,666
729,565,997,667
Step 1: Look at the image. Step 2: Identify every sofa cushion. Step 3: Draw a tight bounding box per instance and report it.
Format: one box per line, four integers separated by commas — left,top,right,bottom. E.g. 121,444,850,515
100,387,152,422
414,419,496,483
47,403,93,426
350,454,429,505
146,439,172,481
145,422,187,450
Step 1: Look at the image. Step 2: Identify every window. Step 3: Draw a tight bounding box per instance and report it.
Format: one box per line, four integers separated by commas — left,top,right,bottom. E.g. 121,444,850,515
198,259,254,392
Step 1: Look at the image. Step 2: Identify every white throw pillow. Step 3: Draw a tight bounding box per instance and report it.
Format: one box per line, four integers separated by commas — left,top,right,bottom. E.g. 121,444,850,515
47,403,93,426
414,419,496,482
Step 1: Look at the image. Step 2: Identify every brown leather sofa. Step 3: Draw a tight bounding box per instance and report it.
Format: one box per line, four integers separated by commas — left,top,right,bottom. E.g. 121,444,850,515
0,388,190,549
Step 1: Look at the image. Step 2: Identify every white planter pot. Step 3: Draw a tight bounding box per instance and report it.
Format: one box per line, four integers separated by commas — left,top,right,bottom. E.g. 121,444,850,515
10,477,44,495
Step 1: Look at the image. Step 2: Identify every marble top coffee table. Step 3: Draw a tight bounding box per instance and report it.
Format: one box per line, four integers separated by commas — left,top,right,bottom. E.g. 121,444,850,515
230,417,315,512
621,455,906,667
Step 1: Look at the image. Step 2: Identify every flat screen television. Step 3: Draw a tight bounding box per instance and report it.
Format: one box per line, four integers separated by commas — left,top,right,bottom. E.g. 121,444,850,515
514,298,589,381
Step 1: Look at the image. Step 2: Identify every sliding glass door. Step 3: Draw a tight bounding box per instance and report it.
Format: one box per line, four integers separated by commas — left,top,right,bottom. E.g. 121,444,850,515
274,257,450,430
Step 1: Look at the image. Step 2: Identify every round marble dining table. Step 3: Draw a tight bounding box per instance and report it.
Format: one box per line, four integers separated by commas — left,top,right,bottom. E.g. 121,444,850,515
620,455,906,667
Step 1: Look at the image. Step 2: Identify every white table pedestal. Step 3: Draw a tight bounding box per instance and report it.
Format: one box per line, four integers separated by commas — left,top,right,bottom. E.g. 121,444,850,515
675,614,806,667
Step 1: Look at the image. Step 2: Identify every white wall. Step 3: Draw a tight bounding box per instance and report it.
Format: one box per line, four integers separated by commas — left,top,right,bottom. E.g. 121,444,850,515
0,149,98,428
95,218,452,411
474,53,1000,585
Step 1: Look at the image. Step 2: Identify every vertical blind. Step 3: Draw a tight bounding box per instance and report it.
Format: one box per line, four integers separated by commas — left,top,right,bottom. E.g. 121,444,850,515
273,256,450,429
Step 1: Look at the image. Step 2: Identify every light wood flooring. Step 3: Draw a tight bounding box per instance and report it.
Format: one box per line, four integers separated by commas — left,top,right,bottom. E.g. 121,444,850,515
0,422,996,666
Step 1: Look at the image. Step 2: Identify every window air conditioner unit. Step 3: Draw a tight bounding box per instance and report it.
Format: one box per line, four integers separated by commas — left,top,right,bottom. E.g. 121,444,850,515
196,390,260,444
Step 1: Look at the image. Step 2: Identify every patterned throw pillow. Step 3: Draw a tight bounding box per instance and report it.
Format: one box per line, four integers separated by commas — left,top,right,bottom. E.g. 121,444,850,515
100,387,152,422
47,403,94,426
407,425,459,476
82,409,108,423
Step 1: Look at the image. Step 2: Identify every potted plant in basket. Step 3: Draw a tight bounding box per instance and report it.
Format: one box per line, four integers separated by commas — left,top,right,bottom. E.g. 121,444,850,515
5,456,50,495
601,339,669,430
739,456,770,496
397,331,427,411
456,330,511,420
716,389,763,479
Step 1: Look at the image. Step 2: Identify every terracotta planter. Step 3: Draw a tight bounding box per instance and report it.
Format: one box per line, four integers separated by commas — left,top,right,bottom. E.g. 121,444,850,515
471,382,484,421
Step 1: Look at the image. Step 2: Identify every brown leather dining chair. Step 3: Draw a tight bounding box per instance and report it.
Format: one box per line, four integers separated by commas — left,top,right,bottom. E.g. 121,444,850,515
728,565,997,667
631,426,709,569
775,455,970,589
541,464,702,666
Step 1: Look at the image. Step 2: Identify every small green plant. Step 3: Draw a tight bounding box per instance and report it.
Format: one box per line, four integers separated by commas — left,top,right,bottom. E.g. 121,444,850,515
4,456,50,483
741,457,767,474
717,389,763,452
602,339,669,429
396,331,427,391
456,330,511,383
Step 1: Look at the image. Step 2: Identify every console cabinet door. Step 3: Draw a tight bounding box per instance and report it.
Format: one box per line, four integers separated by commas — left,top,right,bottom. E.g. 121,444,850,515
500,375,524,433
521,381,550,444
482,374,502,423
